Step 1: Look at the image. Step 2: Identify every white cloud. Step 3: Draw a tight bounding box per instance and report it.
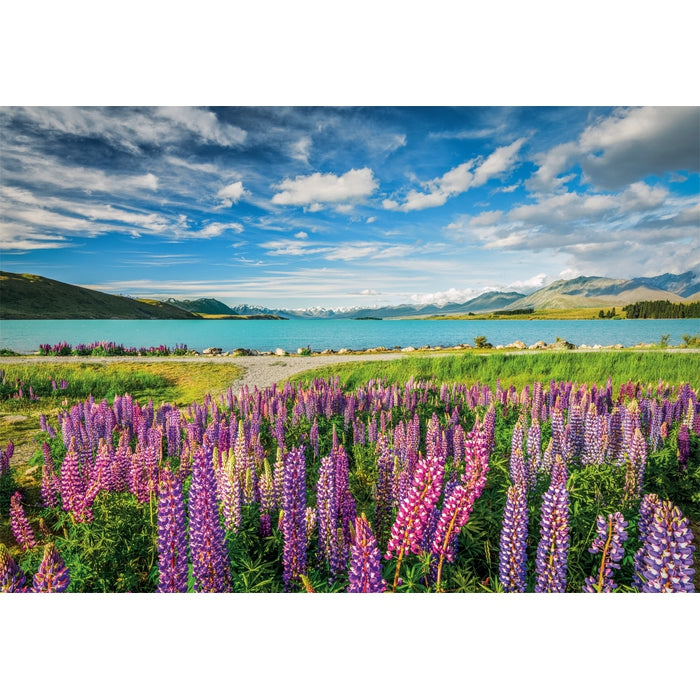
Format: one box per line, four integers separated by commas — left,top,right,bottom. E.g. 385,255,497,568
185,222,244,239
385,139,525,211
7,107,247,154
294,231,308,239
366,216,376,223
271,167,379,208
217,181,246,206
528,107,700,192
291,136,312,163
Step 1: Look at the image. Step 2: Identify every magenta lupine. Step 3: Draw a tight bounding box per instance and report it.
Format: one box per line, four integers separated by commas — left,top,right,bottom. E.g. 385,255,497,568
156,469,189,593
282,446,307,590
10,492,37,551
633,496,695,593
32,542,71,593
0,543,28,592
60,438,87,520
534,457,570,592
498,484,529,592
347,514,387,593
582,512,628,593
386,455,445,591
188,446,231,592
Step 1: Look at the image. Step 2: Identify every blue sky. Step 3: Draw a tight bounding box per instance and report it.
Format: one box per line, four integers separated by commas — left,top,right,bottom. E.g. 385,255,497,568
1,105,698,309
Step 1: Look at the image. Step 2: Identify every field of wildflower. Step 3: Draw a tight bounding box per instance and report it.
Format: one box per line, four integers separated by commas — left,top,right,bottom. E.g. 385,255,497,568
1,366,697,594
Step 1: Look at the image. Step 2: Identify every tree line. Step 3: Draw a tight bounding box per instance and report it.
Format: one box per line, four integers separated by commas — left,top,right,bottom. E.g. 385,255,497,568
622,300,700,319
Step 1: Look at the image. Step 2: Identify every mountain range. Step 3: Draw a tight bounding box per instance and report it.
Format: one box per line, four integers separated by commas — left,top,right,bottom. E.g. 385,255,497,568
1,270,698,320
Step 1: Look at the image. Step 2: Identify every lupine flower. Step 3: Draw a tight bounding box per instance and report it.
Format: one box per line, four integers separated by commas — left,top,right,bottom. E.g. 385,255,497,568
0,543,28,592
386,455,445,591
156,469,189,593
526,419,541,489
10,492,37,551
188,446,231,592
582,512,628,593
316,455,342,580
633,496,695,593
374,434,395,546
677,424,690,471
623,427,647,503
499,484,529,592
40,442,60,508
535,457,570,592
32,543,71,593
282,446,307,590
347,514,387,593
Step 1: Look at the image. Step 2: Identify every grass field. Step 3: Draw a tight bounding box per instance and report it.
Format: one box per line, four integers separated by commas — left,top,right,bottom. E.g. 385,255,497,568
290,350,700,392
0,361,244,468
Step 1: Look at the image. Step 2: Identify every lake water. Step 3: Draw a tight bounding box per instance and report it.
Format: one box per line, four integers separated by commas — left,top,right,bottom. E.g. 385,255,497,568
1,318,698,354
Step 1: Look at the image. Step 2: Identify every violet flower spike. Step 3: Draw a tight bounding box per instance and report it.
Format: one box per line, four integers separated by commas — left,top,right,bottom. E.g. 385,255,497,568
347,514,387,593
499,484,529,592
633,496,695,593
582,512,628,593
156,469,189,593
33,542,71,593
281,446,308,590
10,491,37,552
0,543,28,593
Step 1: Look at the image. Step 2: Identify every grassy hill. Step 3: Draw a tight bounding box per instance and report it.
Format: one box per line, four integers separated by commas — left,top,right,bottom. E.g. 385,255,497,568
0,272,200,320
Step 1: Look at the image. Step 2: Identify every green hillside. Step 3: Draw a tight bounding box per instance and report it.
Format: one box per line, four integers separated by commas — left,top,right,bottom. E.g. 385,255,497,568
0,272,200,320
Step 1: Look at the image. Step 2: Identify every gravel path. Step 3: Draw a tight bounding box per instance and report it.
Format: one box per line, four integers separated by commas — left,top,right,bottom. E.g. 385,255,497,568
0,352,411,396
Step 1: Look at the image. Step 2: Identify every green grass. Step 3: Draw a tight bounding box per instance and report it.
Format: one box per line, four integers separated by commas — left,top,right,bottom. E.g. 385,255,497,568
290,350,700,392
0,361,244,469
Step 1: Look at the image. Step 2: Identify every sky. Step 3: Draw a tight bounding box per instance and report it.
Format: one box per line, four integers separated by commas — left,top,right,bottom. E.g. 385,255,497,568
1,105,699,310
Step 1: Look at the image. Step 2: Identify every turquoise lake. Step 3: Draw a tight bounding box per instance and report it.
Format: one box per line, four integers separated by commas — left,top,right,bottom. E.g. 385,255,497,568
1,318,698,354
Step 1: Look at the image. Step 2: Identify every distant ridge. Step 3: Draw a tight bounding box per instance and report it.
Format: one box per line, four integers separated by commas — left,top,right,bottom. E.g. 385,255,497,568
505,273,699,311
2,270,698,320
0,272,200,320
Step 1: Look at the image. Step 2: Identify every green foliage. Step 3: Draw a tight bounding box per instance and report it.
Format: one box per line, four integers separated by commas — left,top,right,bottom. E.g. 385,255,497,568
681,334,700,348
474,335,493,349
623,299,700,319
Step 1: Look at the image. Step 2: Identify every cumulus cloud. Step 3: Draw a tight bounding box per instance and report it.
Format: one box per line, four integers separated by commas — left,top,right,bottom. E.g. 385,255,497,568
294,231,308,239
384,139,525,211
217,181,246,206
271,167,379,210
528,107,700,192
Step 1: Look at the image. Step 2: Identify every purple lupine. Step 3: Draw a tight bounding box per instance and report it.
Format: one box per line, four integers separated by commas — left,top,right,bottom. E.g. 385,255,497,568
316,455,342,580
347,514,387,593
40,442,60,508
258,460,275,538
282,446,307,590
534,457,570,592
526,419,541,489
188,446,231,592
156,469,189,593
623,427,647,503
10,492,37,551
374,434,395,546
333,444,356,557
633,496,695,593
32,542,71,593
386,455,445,591
0,543,28,592
498,484,529,592
483,404,496,454
677,424,690,471
581,404,608,467
582,512,628,593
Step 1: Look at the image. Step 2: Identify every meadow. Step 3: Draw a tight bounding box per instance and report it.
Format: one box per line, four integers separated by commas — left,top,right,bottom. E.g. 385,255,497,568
1,349,697,593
